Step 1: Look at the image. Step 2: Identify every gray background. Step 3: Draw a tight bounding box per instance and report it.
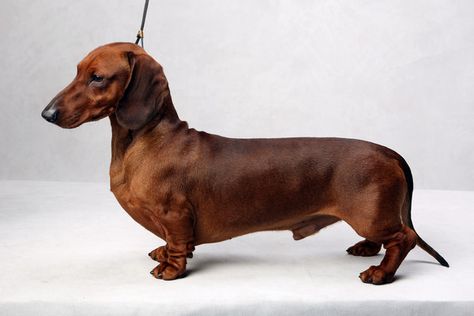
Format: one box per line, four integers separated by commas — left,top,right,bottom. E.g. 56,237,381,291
0,0,473,190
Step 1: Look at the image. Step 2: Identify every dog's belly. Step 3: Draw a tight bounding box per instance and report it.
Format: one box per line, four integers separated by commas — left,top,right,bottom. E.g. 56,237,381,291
193,209,340,244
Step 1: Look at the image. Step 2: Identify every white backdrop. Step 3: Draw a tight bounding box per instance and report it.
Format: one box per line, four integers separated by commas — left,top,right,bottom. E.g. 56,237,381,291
0,0,473,190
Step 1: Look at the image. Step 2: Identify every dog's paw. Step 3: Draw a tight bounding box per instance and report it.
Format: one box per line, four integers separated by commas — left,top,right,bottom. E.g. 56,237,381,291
359,265,394,285
347,240,381,257
148,246,168,262
150,262,168,279
150,263,185,280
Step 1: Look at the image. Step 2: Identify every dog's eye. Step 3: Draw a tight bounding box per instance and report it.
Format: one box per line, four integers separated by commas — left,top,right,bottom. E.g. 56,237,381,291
91,74,104,82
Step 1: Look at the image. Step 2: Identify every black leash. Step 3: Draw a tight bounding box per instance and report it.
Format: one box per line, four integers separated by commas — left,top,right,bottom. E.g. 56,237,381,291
135,0,150,47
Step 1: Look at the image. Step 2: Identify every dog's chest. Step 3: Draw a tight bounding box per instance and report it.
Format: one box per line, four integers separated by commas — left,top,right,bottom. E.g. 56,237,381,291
109,150,168,238
110,179,167,238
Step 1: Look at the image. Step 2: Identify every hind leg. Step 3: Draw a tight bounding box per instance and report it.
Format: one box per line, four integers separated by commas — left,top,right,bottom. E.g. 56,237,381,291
359,225,417,285
347,239,381,257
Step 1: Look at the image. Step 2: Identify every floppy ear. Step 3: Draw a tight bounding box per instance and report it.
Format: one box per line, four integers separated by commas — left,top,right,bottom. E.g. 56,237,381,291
116,52,170,130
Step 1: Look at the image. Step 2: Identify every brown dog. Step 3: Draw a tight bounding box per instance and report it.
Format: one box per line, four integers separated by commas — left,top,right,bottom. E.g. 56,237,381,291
42,42,448,284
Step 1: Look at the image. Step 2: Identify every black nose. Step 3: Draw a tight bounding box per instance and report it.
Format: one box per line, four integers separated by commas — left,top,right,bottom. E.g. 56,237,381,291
41,106,59,123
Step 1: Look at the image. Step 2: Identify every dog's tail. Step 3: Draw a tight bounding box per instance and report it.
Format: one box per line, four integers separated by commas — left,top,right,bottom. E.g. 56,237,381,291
399,156,449,267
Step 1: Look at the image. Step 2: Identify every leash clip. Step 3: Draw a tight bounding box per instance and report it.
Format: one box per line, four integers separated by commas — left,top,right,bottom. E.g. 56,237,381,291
134,0,149,48
135,29,144,47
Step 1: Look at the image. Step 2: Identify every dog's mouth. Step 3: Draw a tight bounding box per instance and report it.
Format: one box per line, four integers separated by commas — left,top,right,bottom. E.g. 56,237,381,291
56,106,115,129
57,110,85,129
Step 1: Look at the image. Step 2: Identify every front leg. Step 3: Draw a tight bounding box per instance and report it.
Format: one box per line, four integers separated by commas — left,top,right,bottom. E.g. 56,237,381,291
149,208,195,280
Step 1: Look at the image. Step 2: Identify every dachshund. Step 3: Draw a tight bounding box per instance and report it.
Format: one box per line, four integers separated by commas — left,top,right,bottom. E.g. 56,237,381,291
42,42,448,284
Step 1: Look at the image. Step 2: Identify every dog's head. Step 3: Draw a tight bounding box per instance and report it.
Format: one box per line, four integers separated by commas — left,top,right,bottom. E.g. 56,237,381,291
41,42,169,130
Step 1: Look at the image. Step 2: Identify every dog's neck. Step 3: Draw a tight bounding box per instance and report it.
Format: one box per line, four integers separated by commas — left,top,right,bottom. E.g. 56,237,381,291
109,94,183,164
